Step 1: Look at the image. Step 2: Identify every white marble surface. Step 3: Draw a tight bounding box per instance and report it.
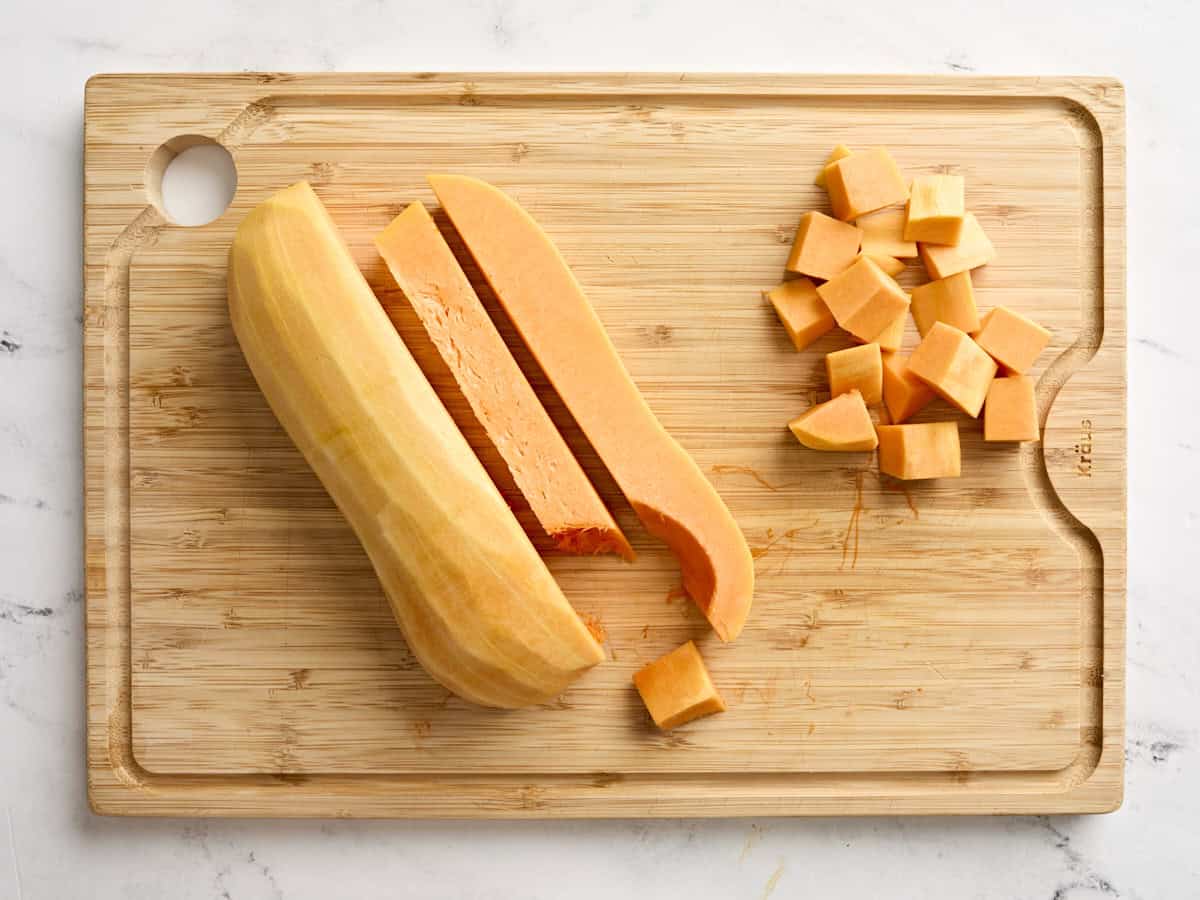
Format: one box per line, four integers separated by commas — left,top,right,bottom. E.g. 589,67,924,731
2,0,1197,897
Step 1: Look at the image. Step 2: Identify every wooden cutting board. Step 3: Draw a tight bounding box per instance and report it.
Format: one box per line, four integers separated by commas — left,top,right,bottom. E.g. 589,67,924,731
84,73,1126,817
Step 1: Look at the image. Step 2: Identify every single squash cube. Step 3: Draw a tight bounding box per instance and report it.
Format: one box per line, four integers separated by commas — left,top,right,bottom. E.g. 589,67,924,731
918,213,996,279
633,640,726,731
814,143,852,188
785,211,862,281
910,270,980,337
904,174,966,245
789,389,878,451
882,351,936,424
877,422,961,479
872,309,907,352
827,342,883,404
764,277,836,352
825,148,909,221
973,306,1052,374
907,321,998,417
858,252,906,277
857,206,918,259
984,376,1039,442
816,255,911,343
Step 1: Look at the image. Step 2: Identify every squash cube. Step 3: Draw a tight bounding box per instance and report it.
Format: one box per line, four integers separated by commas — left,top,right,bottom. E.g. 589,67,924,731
857,206,918,259
882,351,936,424
785,211,862,280
910,270,980,337
789,389,878,451
984,376,1039,442
825,148,909,221
904,175,965,245
918,213,996,279
764,277,835,352
973,306,1051,374
633,640,726,731
816,255,911,343
826,342,883,405
877,422,961,479
908,321,998,417
814,144,852,187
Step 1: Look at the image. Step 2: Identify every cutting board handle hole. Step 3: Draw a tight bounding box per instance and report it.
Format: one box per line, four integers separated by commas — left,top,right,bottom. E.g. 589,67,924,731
145,135,237,226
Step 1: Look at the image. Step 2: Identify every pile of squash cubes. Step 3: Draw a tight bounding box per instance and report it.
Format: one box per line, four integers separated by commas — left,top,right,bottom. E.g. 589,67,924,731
767,146,1051,479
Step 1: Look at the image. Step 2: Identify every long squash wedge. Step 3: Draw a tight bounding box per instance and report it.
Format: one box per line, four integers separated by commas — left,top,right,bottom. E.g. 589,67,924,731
430,174,755,641
227,182,604,708
374,201,633,560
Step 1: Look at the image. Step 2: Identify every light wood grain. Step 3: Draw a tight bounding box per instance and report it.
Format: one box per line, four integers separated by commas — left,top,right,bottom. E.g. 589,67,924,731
85,73,1125,816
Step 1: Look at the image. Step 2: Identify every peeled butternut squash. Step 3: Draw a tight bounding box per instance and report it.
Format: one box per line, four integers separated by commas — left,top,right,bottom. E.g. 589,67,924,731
431,174,754,642
789,390,878,452
227,182,603,708
633,641,726,731
375,201,632,560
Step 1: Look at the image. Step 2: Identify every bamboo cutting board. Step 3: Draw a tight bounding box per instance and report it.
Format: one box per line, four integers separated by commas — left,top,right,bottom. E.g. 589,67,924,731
84,73,1125,816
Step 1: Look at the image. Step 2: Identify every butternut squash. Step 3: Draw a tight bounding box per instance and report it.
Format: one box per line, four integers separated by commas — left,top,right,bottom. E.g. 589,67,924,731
813,143,852,188
826,343,883,405
374,201,632,559
785,211,862,281
816,254,911,343
788,390,878,452
984,375,1039,442
904,174,965,245
877,422,962,480
764,277,835,352
430,174,754,642
824,147,909,220
881,351,935,424
227,182,604,708
908,321,997,418
633,640,726,731
918,213,996,279
973,306,1052,374
856,207,917,259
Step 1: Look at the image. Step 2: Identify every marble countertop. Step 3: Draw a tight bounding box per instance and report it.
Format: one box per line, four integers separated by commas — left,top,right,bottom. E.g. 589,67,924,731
3,0,1197,897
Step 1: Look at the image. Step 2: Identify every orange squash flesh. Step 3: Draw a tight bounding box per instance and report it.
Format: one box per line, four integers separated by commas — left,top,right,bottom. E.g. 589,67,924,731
825,148,909,221
857,207,918,259
826,343,883,405
877,422,961,480
882,351,936,424
813,143,852,188
785,211,862,281
910,270,980,337
764,277,836,352
430,174,754,641
973,306,1052,375
375,202,633,560
816,254,911,343
633,640,726,731
908,321,998,418
904,174,966,245
918,213,996,279
789,390,879,452
984,375,1039,442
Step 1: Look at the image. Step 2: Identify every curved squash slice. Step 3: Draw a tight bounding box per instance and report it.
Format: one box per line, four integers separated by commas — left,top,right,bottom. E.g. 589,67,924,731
228,182,603,708
789,390,878,451
430,174,754,641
